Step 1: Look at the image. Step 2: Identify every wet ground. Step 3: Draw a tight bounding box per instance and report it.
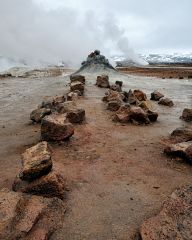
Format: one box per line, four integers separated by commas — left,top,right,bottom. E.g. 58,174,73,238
0,71,192,239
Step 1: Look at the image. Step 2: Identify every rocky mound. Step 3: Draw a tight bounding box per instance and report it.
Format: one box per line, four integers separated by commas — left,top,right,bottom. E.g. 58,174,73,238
75,50,116,73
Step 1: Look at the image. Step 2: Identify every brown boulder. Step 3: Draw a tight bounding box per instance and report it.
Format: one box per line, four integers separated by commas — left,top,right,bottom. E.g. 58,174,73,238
180,108,192,122
0,189,65,240
113,105,131,123
133,89,147,101
150,90,164,101
19,142,52,181
103,90,124,103
130,107,150,124
96,75,110,88
158,97,174,107
13,170,66,200
164,141,192,164
66,108,85,123
30,108,51,123
41,114,74,141
107,100,122,112
55,101,77,114
141,185,192,240
70,81,84,95
70,74,85,84
170,127,192,143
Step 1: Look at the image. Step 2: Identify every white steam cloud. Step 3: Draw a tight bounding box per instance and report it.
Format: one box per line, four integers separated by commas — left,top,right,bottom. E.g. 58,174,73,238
0,0,147,71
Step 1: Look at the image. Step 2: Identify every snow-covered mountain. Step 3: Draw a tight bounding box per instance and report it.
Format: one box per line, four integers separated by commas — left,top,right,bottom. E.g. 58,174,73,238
113,53,192,66
140,53,192,64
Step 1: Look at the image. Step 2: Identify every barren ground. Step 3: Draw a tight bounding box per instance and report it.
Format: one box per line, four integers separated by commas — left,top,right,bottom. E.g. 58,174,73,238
117,65,192,79
0,70,192,239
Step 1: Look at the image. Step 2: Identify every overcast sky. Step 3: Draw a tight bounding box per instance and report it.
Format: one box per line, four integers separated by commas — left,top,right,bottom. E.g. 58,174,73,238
0,0,191,66
34,0,192,53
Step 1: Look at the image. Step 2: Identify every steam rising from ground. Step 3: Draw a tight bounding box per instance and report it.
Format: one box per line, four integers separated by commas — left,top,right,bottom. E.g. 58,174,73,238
0,0,147,71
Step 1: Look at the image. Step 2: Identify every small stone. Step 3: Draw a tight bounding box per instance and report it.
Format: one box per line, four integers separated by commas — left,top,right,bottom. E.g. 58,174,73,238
19,142,52,181
96,75,110,88
127,90,137,104
70,75,85,84
115,80,123,87
13,171,66,200
30,108,51,123
41,114,74,141
150,90,164,101
158,98,174,107
180,108,192,122
133,89,147,101
110,84,122,92
67,91,79,101
107,100,122,111
70,81,84,95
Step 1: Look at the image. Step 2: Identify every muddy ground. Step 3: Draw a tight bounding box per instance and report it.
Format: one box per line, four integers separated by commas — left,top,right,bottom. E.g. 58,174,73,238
0,70,192,239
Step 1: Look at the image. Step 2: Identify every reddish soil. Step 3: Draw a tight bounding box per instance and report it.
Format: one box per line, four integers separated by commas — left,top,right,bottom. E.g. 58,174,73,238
0,71,192,239
117,66,192,79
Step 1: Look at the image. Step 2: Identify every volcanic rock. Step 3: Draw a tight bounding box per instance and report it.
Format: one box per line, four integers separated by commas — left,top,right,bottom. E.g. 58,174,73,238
30,108,51,123
141,185,192,240
107,100,122,112
70,81,84,95
170,127,192,143
133,89,147,101
150,90,164,101
147,110,158,122
158,97,174,107
66,108,85,123
96,75,110,88
164,141,192,164
19,142,52,181
40,95,66,110
115,80,123,87
110,84,122,92
180,108,192,122
113,104,131,123
67,91,79,101
0,188,65,240
41,114,74,141
138,100,153,111
129,107,150,124
70,74,85,84
54,101,77,114
103,90,124,103
13,170,66,200
127,89,137,104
